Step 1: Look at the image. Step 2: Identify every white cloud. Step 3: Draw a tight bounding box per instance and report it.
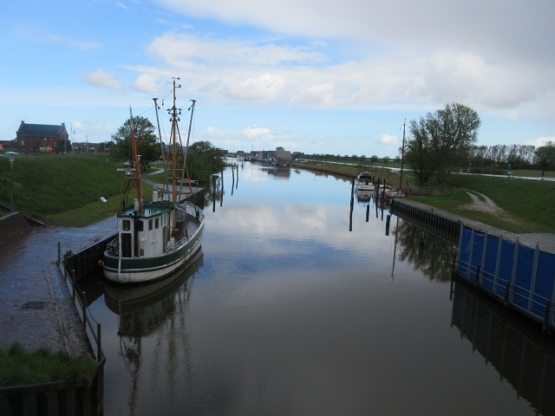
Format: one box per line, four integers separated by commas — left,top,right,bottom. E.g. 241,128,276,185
379,134,397,145
136,31,555,114
292,82,335,106
525,137,555,148
133,73,160,92
226,73,286,102
146,32,324,67
158,0,555,67
83,69,122,89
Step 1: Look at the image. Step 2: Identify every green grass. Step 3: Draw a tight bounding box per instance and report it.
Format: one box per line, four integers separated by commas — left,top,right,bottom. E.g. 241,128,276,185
410,175,555,233
0,154,124,220
0,343,98,387
0,153,154,227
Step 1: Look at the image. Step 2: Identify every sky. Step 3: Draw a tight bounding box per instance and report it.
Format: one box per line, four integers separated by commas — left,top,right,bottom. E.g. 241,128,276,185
1,0,554,157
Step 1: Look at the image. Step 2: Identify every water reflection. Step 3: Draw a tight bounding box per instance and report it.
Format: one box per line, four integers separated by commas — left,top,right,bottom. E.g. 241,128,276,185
265,167,291,178
452,280,555,416
103,250,203,414
394,218,457,282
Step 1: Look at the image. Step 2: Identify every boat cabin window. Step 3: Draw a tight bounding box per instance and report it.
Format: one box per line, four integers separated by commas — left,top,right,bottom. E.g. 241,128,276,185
123,219,131,231
121,233,131,257
136,220,144,232
149,219,153,230
155,218,159,228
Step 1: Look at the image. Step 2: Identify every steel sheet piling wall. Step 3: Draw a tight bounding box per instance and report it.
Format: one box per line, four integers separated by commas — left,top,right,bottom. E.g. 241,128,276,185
390,200,460,245
456,225,555,331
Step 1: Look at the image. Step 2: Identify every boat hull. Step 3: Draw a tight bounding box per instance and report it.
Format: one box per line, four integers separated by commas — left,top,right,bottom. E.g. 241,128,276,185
103,222,204,284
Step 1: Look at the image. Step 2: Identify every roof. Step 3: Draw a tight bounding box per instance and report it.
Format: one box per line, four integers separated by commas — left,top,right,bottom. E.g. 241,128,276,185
17,122,66,138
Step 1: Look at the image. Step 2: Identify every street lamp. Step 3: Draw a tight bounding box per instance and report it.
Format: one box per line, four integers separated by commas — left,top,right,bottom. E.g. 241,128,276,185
7,153,15,211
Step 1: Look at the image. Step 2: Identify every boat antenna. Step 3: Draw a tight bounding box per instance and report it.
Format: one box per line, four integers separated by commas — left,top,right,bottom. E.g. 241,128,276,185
399,119,406,192
153,98,169,198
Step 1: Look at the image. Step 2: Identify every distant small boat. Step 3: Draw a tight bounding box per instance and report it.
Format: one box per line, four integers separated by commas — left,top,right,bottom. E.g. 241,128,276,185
375,184,404,201
356,171,375,192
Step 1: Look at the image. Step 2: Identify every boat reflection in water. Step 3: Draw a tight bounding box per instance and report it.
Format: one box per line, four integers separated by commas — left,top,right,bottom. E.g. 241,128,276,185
103,250,204,413
104,249,204,337
451,279,555,416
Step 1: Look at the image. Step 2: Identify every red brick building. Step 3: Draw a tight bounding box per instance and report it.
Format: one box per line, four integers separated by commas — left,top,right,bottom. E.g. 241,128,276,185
16,121,70,154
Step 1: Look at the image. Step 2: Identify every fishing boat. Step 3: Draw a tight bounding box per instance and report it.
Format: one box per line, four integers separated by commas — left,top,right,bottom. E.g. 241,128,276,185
103,80,204,284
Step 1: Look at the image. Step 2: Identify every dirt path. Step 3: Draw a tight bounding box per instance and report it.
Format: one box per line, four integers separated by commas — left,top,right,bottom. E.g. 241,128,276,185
459,189,521,225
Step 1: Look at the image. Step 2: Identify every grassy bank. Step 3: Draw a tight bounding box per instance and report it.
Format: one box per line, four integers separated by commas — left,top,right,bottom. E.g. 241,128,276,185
0,343,98,387
293,161,403,185
0,153,153,227
295,162,555,234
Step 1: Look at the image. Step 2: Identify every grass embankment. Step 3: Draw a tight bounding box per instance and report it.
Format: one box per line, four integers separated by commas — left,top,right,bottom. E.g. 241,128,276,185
295,161,555,234
293,161,402,185
0,153,153,227
411,175,555,234
0,343,98,388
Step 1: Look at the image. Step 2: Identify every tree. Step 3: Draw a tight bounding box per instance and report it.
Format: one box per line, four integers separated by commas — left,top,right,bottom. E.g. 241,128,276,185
111,116,160,172
534,142,555,178
405,103,481,186
186,141,226,182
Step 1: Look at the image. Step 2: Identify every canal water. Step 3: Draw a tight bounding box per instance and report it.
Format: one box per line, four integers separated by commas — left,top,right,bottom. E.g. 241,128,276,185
4,163,554,415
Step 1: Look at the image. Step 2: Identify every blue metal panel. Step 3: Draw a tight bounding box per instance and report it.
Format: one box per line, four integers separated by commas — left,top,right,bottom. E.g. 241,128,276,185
531,251,555,316
482,236,500,291
513,245,534,311
496,240,515,297
470,231,484,283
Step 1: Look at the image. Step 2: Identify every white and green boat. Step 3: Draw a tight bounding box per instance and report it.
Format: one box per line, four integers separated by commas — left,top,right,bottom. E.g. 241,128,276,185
103,80,204,284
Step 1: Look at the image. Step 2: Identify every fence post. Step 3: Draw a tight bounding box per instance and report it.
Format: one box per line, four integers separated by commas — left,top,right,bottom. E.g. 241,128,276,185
97,322,102,361
509,240,520,304
455,223,464,275
467,229,475,280
494,237,503,294
82,292,88,329
480,233,488,286
543,301,552,333
71,269,76,301
528,244,540,312
505,280,512,306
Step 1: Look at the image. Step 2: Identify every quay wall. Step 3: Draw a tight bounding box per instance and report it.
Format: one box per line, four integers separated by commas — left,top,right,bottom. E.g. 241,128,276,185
390,199,460,244
456,226,555,332
390,198,555,332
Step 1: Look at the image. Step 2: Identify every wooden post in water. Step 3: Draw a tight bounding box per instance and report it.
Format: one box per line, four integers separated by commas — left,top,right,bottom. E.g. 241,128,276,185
366,204,369,222
385,214,390,236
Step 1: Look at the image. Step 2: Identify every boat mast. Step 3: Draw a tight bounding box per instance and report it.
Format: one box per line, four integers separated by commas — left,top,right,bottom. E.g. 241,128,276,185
183,99,196,196
130,107,142,213
399,120,406,192
170,78,181,205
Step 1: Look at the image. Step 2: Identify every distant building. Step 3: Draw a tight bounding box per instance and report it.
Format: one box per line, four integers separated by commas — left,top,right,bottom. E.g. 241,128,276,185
16,121,69,154
275,150,292,167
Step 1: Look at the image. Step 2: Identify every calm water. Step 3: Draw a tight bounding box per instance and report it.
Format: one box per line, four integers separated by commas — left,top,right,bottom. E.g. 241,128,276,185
4,162,554,415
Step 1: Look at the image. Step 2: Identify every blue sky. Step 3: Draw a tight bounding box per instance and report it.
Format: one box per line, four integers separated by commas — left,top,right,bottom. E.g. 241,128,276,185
1,0,554,157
